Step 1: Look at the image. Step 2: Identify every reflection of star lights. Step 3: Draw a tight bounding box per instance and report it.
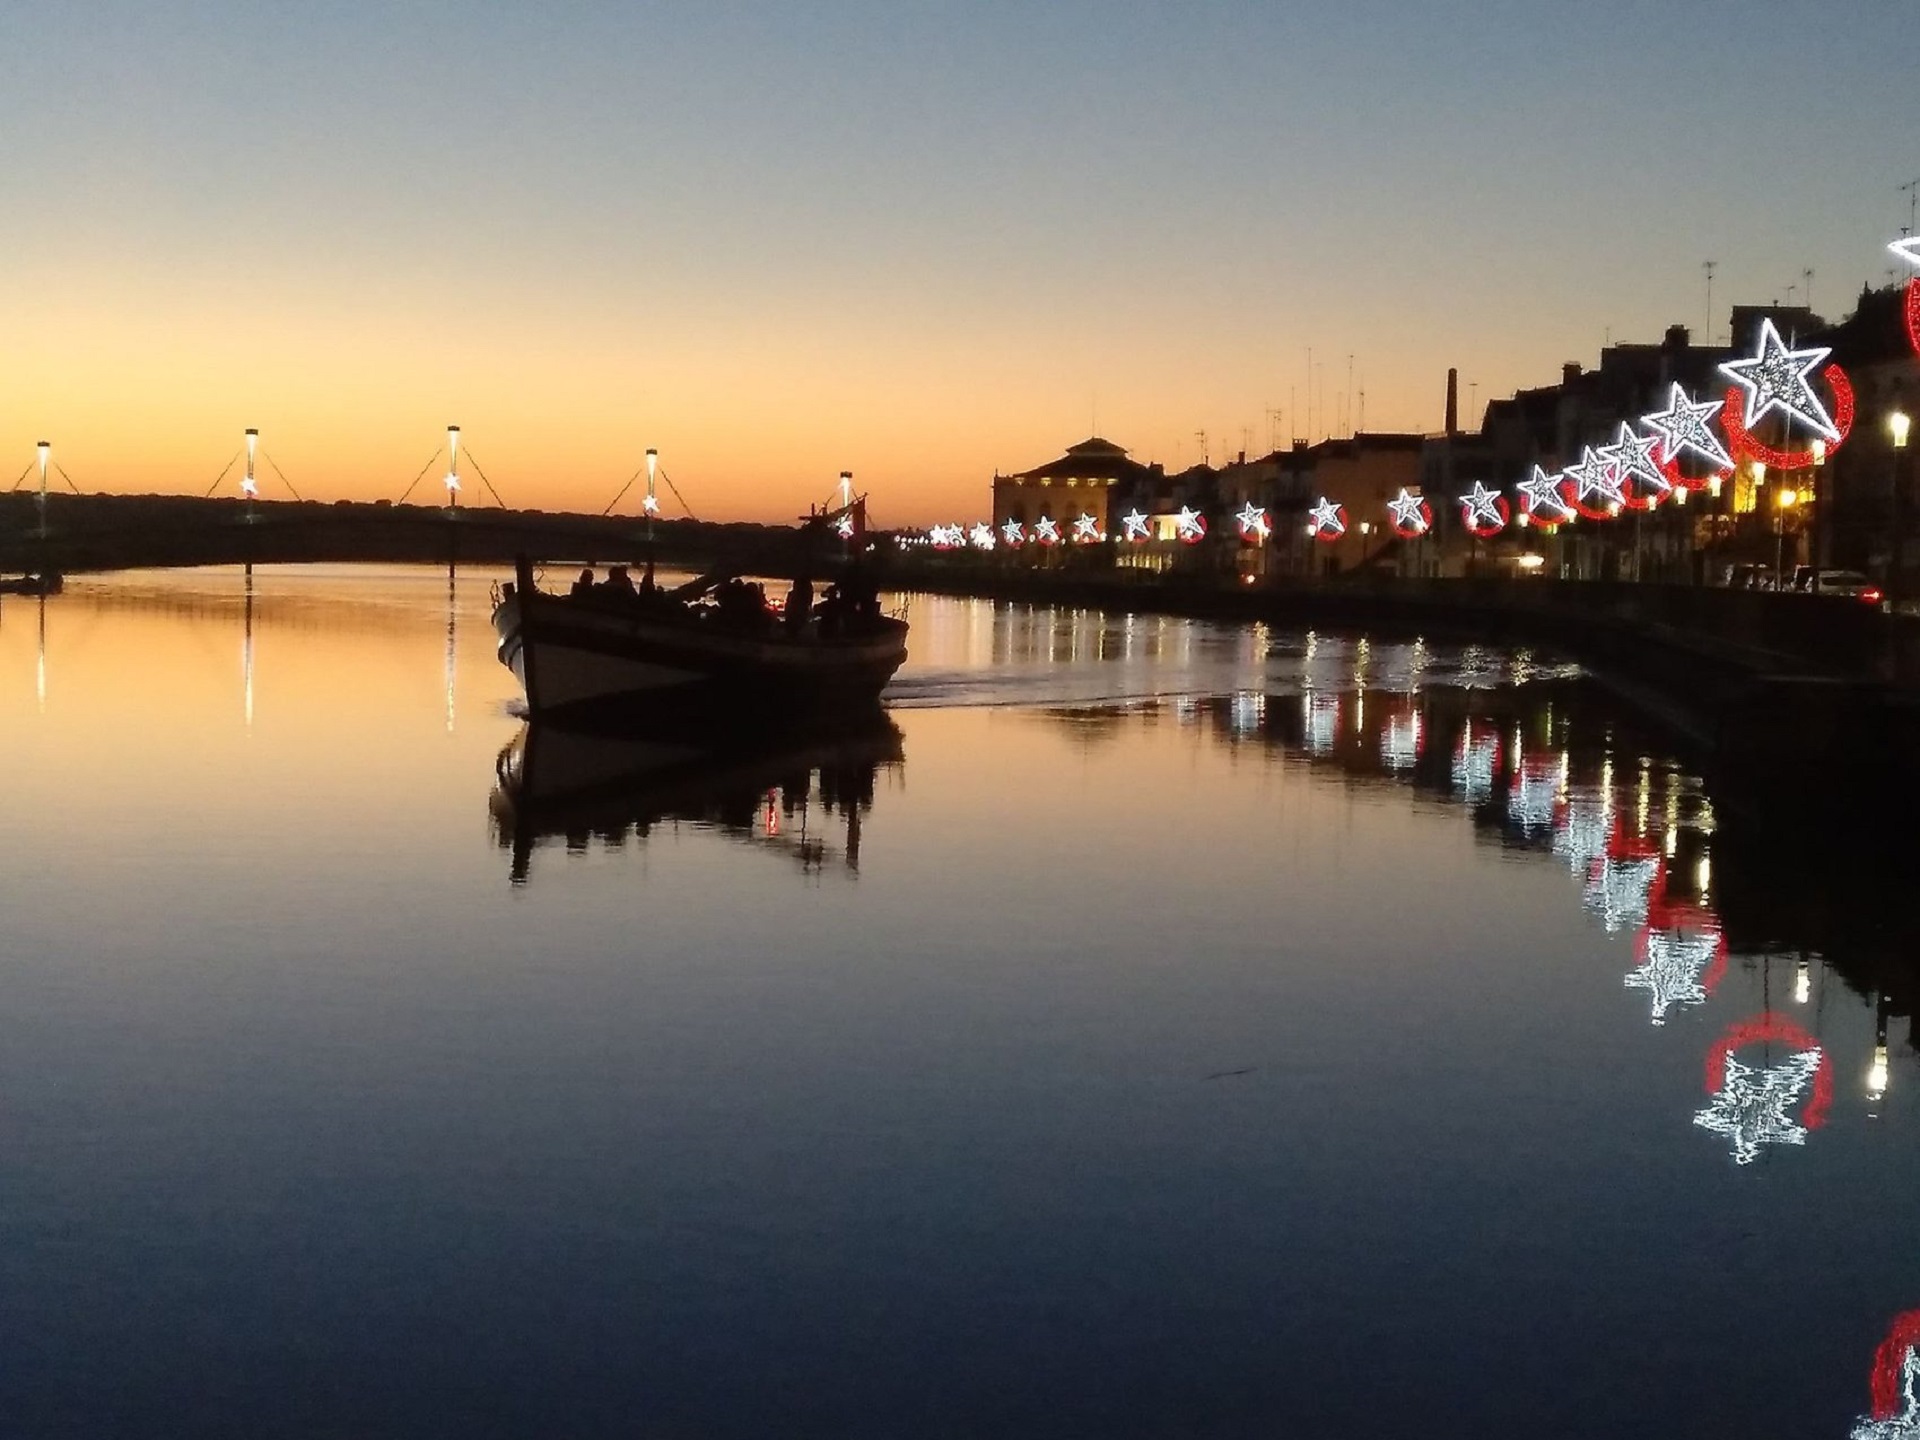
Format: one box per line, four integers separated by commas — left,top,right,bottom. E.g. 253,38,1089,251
1387,488,1430,535
1626,928,1722,1024
1230,690,1265,735
1121,509,1151,541
1583,854,1662,933
1451,724,1500,804
1600,423,1670,499
1855,1319,1920,1439
1072,513,1103,543
1305,692,1339,753
1507,759,1559,832
1308,497,1345,539
1235,502,1270,541
968,522,995,550
1174,506,1206,541
1515,466,1574,523
1033,516,1061,545
1642,383,1734,472
1694,1048,1824,1165
1553,793,1612,871
1381,710,1421,771
1719,317,1841,443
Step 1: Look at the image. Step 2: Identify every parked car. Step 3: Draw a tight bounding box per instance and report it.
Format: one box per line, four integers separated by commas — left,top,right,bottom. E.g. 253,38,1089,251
1721,563,1770,590
1788,567,1884,604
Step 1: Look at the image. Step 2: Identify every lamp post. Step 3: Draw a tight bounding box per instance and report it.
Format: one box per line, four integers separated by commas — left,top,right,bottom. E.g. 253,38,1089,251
1893,411,1911,610
35,441,49,538
1774,487,1798,590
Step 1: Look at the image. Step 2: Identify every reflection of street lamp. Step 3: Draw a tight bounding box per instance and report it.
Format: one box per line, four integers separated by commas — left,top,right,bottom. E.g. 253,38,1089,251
1869,1045,1891,1105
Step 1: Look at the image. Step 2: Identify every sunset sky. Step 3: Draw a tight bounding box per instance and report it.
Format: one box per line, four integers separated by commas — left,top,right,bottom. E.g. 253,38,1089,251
4,0,1917,524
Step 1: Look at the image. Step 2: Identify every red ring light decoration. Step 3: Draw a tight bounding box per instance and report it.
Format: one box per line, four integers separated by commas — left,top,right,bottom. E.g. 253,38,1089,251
1656,448,1733,494
1870,1310,1920,1423
1178,514,1207,546
1311,505,1347,544
1034,523,1060,547
1571,487,1624,524
1703,1012,1833,1130
1905,277,1920,358
1722,364,1854,471
1391,500,1433,540
1461,494,1510,539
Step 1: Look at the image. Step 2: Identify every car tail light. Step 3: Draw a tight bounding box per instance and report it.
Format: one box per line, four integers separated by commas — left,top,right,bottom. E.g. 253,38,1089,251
1862,588,1885,604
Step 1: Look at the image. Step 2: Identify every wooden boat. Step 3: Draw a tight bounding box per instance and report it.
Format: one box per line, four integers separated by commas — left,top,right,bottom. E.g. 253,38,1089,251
0,572,62,596
493,556,909,727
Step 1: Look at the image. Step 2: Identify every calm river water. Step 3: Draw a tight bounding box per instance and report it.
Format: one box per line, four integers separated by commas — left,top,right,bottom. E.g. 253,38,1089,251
2,564,1916,1439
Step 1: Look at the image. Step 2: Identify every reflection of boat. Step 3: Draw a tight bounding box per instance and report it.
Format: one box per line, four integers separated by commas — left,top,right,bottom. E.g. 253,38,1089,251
0,572,61,596
493,556,909,725
489,709,904,883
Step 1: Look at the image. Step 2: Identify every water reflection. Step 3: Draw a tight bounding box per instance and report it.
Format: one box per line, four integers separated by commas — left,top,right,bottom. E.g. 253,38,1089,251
490,714,904,885
1693,1014,1831,1165
1856,1312,1920,1438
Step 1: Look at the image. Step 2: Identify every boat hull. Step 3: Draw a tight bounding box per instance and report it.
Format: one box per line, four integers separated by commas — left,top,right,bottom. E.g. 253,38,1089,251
493,587,909,729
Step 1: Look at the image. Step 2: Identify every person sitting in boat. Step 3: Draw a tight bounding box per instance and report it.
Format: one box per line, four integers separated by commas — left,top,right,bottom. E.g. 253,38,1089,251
570,567,595,597
601,564,636,596
638,560,658,596
784,575,814,634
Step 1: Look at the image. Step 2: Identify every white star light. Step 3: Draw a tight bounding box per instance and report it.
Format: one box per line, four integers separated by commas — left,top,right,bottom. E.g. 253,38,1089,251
1458,481,1506,531
834,512,856,539
1121,509,1151,542
1855,1346,1920,1440
968,522,995,550
1001,519,1026,547
1565,447,1625,509
444,473,462,493
1032,516,1061,545
1719,317,1840,443
1892,237,1920,271
1174,506,1206,541
241,475,259,498
1235,502,1271,541
1308,497,1346,539
1693,1048,1824,1165
1600,423,1670,500
642,491,661,515
1515,466,1575,524
1387,488,1430,535
1072,513,1104,543
1641,383,1734,472
1583,854,1661,933
1625,928,1721,1025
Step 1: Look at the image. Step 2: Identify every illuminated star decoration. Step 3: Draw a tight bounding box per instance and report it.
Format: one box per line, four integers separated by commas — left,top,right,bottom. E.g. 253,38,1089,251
642,491,661,515
1032,515,1061,546
968,522,995,551
1457,480,1509,537
834,512,856,540
1855,1311,1920,1440
1307,497,1346,542
1625,927,1725,1025
1072,512,1104,544
1641,383,1734,479
1386,488,1432,538
1121,509,1151,542
1895,237,1920,271
1600,423,1671,509
444,472,461,494
1001,519,1026,548
241,475,259,498
1694,1047,1824,1165
1173,506,1207,544
1235,502,1271,543
1564,445,1625,520
928,523,963,549
1513,465,1574,527
1719,316,1841,443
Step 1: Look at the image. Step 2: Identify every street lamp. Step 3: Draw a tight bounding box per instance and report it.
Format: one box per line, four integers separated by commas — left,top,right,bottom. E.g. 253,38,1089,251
1894,411,1912,608
1774,486,1799,589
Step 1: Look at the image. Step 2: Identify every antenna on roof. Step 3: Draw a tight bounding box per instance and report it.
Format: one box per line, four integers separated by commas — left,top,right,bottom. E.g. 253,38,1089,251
1901,177,1920,237
1702,260,1718,345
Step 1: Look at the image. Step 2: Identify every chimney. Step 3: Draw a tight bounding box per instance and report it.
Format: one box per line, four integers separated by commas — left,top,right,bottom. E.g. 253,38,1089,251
1561,362,1583,387
1663,324,1690,352
1445,368,1459,436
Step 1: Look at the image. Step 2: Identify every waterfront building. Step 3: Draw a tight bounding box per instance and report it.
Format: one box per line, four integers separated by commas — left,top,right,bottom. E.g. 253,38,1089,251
991,437,1160,551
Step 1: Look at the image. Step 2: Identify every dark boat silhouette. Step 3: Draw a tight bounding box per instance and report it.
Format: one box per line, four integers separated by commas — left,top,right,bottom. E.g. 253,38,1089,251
493,556,908,725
